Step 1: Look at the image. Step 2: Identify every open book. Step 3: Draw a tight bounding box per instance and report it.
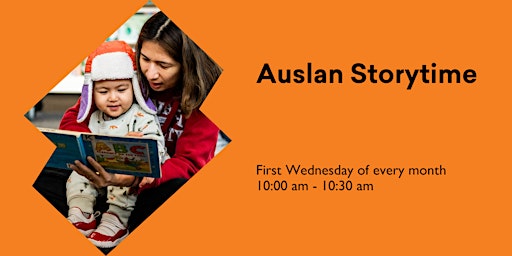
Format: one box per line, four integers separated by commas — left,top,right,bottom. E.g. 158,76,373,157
39,127,161,178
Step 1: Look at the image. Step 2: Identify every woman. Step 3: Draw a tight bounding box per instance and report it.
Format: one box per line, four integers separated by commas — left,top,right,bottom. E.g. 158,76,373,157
34,11,222,234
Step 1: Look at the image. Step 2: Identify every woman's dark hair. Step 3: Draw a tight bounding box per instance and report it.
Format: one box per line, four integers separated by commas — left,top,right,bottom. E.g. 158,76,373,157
136,11,222,117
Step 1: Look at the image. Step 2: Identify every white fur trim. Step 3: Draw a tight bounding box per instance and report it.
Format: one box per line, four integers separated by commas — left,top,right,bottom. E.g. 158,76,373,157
132,75,156,115
90,52,134,81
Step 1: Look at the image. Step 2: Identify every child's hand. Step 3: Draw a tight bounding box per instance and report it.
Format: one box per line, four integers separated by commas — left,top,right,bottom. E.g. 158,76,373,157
139,177,155,188
125,132,143,137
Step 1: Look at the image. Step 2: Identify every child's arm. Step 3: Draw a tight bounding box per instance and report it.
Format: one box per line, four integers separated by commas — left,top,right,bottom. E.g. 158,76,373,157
147,109,219,188
131,112,167,188
132,110,169,164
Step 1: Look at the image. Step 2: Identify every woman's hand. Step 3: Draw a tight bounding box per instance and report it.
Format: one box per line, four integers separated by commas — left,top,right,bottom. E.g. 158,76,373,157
125,132,143,137
68,132,145,188
139,177,155,188
68,156,136,188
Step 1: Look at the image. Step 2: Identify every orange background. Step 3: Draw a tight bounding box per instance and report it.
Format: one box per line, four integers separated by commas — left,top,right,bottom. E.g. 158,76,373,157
1,0,510,255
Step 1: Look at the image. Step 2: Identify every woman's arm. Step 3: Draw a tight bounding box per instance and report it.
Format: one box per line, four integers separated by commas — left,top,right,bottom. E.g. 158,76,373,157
69,156,138,188
148,109,219,188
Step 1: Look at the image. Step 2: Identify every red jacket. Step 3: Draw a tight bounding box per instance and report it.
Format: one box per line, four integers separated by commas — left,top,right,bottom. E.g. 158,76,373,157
59,97,219,189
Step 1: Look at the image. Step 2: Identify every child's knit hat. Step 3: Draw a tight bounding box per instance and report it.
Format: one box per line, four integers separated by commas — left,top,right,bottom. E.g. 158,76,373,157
77,40,156,123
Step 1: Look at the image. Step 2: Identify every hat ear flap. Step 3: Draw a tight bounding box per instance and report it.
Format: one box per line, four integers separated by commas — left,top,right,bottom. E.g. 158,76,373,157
132,74,156,114
77,74,93,123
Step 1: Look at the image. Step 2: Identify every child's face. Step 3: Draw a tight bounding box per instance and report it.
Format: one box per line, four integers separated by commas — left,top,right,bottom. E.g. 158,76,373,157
93,79,134,118
139,41,181,92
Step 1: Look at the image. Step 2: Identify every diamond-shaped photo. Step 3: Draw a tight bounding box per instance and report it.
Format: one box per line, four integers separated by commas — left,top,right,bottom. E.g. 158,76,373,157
31,2,227,254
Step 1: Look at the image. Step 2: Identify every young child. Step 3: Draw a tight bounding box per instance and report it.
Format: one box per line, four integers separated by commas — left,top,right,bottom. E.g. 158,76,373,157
65,40,168,248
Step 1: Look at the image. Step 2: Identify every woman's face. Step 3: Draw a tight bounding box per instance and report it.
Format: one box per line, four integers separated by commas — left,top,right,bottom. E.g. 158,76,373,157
139,41,182,92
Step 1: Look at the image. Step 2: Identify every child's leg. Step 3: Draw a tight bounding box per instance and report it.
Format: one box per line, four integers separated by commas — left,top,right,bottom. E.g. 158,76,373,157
66,171,98,214
66,171,100,236
105,186,137,227
88,186,136,248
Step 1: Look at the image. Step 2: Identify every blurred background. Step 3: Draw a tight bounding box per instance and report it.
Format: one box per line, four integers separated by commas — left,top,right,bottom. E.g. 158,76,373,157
29,94,79,129
27,1,158,125
28,0,229,154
